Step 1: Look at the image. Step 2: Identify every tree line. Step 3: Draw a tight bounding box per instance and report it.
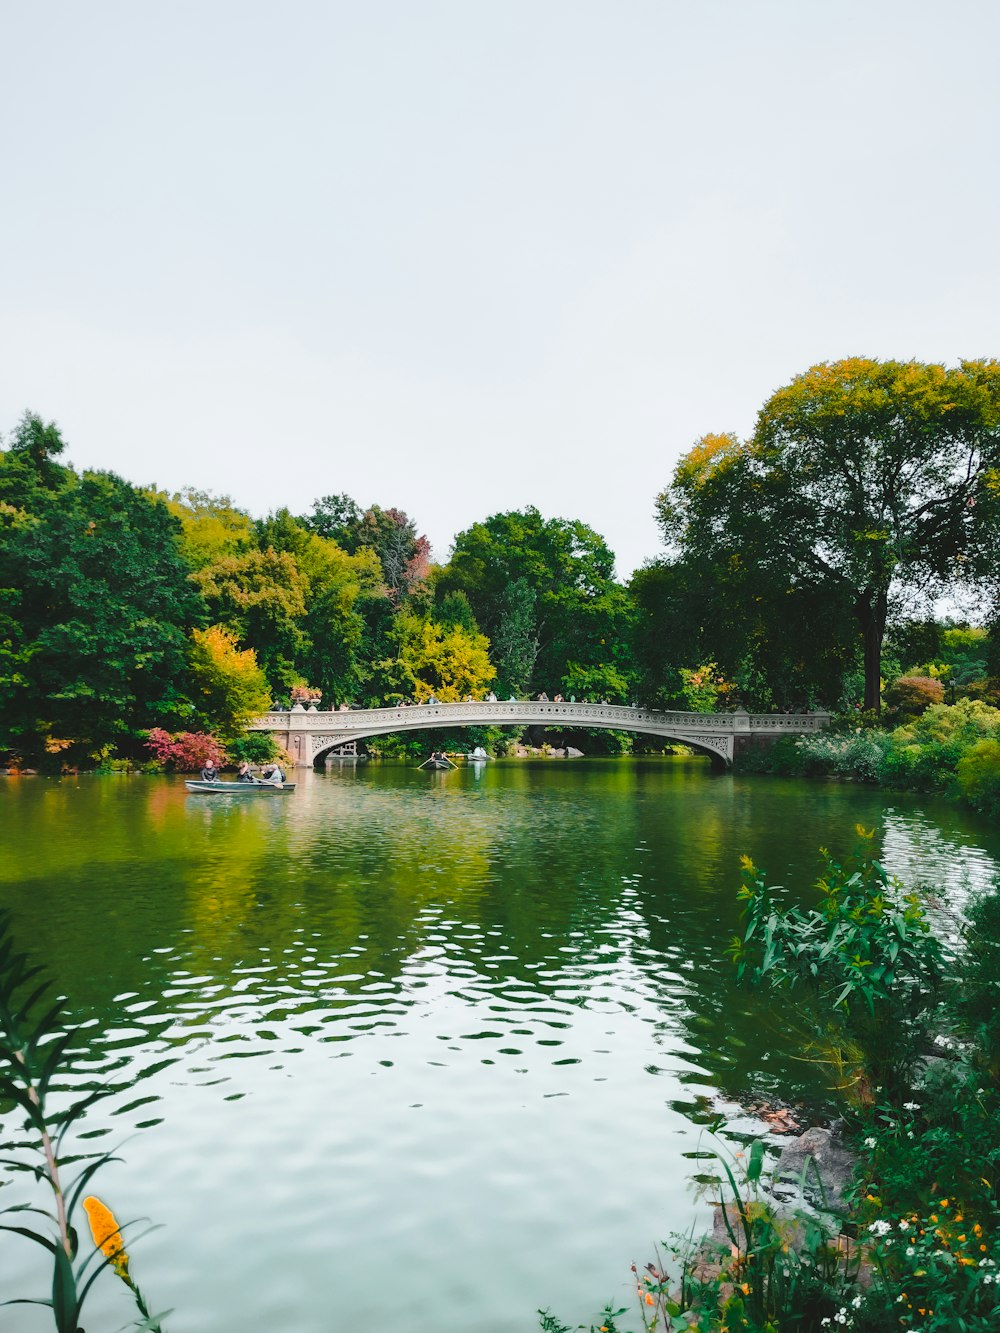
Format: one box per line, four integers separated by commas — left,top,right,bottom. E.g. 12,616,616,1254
2,356,999,769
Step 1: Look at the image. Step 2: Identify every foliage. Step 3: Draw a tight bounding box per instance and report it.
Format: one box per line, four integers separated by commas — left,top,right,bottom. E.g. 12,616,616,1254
883,675,945,723
655,361,1000,712
0,911,168,1331
190,546,309,691
489,577,539,697
955,878,1000,1076
144,728,225,771
378,614,496,703
225,731,280,765
730,829,943,1103
159,487,256,569
0,455,202,763
956,740,1000,818
188,625,272,740
443,507,635,698
678,662,731,713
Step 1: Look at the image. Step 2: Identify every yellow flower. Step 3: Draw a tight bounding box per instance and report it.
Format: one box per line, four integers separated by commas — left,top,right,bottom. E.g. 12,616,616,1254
82,1196,129,1280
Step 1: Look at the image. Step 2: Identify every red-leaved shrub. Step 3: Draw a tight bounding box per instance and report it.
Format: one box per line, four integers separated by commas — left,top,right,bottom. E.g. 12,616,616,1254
145,729,225,771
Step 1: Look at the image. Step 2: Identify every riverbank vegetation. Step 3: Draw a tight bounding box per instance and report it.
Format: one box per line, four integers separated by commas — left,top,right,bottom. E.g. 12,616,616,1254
543,833,1000,1332
1,358,998,791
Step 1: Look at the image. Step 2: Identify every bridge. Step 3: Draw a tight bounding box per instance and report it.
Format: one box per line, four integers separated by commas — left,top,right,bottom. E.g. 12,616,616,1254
249,701,831,768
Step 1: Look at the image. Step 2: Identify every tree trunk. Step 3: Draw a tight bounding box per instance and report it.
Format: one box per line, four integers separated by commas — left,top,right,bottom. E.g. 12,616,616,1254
854,588,888,714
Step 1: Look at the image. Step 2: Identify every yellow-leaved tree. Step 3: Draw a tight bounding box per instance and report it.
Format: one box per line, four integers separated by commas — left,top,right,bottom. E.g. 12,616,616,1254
188,625,272,740
389,615,495,702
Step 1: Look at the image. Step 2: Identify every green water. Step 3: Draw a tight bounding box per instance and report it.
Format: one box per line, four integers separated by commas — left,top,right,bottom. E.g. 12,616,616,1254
2,759,998,1332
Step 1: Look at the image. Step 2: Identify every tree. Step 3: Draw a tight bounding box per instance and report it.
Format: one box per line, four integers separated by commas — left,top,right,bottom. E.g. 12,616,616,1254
301,492,363,550
488,578,538,696
188,625,272,740
443,507,634,696
376,614,495,703
0,465,202,760
160,487,256,569
657,362,1000,711
190,548,309,692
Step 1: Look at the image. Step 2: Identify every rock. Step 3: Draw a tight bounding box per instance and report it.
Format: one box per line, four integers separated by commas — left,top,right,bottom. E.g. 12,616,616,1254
774,1124,855,1212
566,746,584,758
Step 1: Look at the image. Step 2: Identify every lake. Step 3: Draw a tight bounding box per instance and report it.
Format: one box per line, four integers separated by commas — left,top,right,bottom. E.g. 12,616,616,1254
1,759,998,1332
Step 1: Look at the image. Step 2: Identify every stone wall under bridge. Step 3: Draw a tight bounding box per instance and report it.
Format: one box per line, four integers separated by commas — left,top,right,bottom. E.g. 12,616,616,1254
248,701,832,769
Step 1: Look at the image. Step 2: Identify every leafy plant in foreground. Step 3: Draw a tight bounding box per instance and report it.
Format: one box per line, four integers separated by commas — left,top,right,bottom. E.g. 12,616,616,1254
730,828,943,1104
0,911,168,1331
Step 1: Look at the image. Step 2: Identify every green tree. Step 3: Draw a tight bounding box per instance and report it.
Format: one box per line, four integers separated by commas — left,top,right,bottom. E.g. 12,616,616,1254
0,464,202,760
658,362,1000,712
443,507,634,697
489,578,538,696
301,492,363,550
191,547,309,692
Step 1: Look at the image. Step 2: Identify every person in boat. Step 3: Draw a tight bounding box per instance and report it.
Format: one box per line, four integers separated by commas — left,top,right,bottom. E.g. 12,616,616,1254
262,762,286,786
201,761,219,782
236,761,255,783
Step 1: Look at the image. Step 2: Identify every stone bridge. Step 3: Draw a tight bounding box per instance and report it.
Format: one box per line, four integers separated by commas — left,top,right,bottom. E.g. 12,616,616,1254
249,701,831,768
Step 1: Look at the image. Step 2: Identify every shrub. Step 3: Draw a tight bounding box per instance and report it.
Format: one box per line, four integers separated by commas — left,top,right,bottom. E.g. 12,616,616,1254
956,739,1000,818
956,877,1000,1077
145,728,225,771
730,828,943,1104
884,674,944,723
226,732,279,765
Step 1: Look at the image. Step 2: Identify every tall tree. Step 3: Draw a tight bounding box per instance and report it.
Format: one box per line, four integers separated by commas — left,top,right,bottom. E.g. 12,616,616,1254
442,507,633,695
0,464,202,759
657,361,1000,711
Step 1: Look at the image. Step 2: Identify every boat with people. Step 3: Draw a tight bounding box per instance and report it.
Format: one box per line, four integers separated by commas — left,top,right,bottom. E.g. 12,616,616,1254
185,761,294,793
467,747,490,763
419,751,455,771
185,779,296,794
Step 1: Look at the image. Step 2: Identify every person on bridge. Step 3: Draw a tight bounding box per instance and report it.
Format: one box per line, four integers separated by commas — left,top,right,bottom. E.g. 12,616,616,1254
486,690,497,702
537,692,549,702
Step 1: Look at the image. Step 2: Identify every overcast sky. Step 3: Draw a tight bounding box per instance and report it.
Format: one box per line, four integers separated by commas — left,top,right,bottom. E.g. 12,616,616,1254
2,1,998,576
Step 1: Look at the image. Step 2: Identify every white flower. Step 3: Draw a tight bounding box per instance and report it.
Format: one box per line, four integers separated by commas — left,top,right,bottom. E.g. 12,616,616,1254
868,1219,892,1236
885,1238,894,1247
899,1220,910,1230
906,1246,915,1256
903,1101,920,1111
907,1130,915,1139
851,1294,862,1308
864,1136,877,1148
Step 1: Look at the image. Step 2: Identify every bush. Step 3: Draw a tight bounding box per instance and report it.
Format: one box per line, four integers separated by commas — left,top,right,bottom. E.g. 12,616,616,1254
730,829,943,1103
226,732,279,765
956,878,1000,1077
956,739,1000,818
884,674,944,723
144,728,225,771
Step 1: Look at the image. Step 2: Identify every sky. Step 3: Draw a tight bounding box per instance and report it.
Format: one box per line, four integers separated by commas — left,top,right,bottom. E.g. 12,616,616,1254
2,0,998,577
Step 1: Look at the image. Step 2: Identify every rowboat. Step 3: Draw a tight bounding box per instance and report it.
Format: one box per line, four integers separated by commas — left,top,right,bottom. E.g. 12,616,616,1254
184,780,296,794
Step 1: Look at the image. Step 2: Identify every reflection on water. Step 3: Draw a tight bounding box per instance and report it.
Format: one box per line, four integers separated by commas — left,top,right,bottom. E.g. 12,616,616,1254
1,761,998,1333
